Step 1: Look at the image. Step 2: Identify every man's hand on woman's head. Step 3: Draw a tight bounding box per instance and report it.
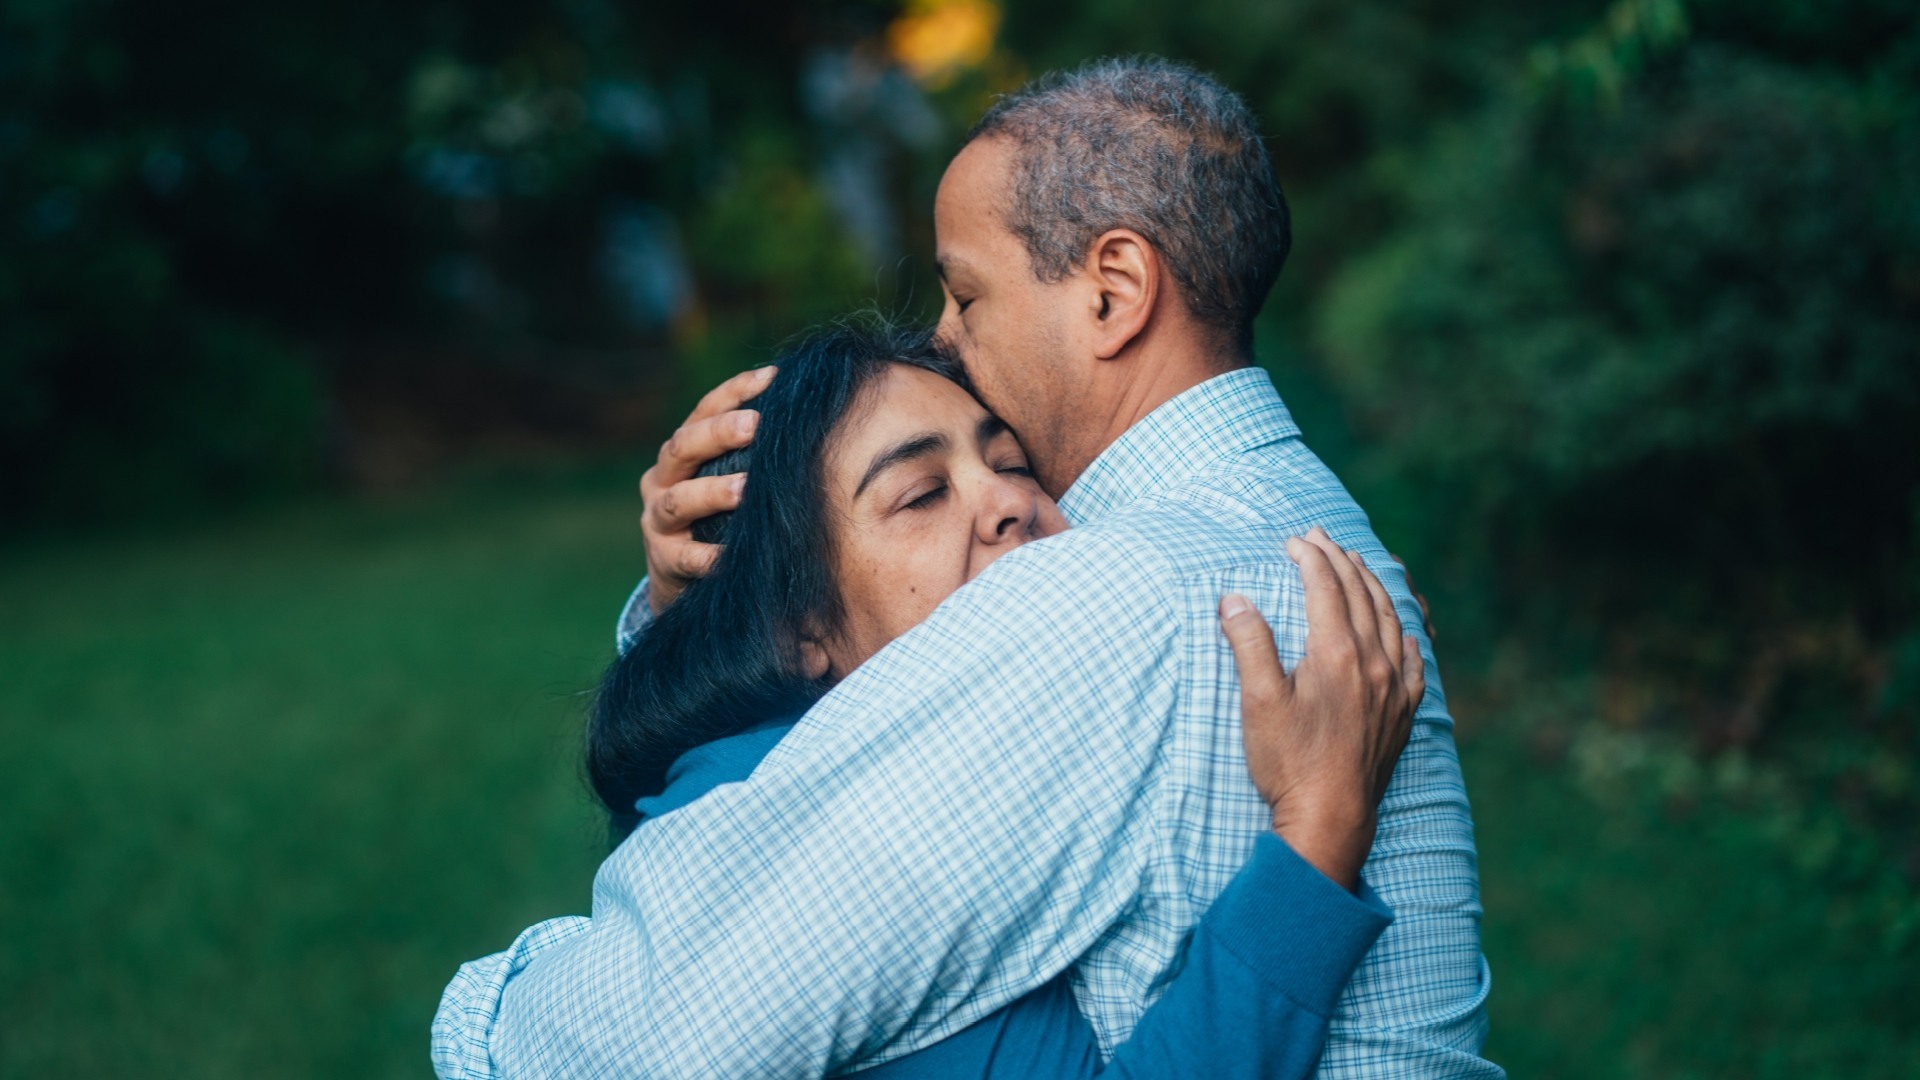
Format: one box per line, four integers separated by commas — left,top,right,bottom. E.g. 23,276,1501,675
1218,528,1424,892
639,366,774,613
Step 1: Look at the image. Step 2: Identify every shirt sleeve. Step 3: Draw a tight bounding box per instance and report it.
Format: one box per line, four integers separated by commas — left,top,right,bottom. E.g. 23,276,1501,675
614,575,651,655
1097,836,1391,1080
1309,535,1498,1079
484,528,1183,1078
431,917,593,1080
855,836,1392,1080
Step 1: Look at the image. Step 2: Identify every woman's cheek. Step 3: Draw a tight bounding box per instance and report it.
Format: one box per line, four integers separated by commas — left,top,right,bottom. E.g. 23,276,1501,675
909,533,967,620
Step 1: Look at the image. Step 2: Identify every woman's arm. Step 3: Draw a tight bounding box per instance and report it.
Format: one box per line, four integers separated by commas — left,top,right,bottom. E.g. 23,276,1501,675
1108,534,1419,1079
857,532,1417,1080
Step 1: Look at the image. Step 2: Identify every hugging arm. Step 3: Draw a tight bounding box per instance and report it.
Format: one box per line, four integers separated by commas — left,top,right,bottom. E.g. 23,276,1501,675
487,530,1182,1076
1089,556,1418,1080
473,534,1417,1078
453,549,1402,1080
881,833,1393,1080
859,554,1415,1080
1094,837,1388,1079
636,366,770,614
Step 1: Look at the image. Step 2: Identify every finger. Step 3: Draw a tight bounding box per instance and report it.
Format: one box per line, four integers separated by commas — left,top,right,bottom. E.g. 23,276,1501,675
668,540,722,581
1349,549,1405,672
651,473,746,533
1307,528,1377,647
1289,536,1355,653
686,366,777,425
654,410,760,488
1219,594,1290,710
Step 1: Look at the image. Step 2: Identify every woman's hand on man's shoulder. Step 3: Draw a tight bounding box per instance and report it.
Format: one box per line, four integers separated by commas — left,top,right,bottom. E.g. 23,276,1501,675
1217,528,1423,892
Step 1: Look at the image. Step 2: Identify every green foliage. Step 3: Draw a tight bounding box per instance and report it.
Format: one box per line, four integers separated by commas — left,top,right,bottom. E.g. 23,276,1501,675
0,0,898,524
1325,46,1916,491
1527,0,1691,111
1475,725,1920,1077
1313,0,1920,955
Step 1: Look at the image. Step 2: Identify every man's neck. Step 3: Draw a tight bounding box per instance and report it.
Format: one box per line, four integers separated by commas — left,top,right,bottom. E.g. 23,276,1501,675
1044,337,1245,498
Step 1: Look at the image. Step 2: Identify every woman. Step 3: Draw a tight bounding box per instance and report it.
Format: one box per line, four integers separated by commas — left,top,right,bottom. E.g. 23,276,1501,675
586,321,1419,1077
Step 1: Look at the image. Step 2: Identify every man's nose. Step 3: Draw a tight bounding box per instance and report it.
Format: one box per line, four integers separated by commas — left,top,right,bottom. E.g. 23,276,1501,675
932,311,960,349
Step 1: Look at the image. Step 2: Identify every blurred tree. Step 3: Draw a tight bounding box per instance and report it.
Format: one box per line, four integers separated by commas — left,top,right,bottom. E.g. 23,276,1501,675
0,0,921,522
1315,0,1920,900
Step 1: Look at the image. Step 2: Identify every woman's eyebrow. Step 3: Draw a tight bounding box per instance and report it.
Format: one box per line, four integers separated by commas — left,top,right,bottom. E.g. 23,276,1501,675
975,414,1010,448
854,432,948,497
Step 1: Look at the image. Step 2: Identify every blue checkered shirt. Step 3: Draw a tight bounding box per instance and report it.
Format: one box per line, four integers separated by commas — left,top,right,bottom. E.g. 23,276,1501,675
433,367,1497,1078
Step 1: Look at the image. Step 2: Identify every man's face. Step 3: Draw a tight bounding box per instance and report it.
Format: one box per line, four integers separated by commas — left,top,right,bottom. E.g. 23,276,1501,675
933,137,1080,497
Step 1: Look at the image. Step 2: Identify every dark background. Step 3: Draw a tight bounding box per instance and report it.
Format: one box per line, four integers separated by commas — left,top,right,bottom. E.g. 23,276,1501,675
3,0,1917,1075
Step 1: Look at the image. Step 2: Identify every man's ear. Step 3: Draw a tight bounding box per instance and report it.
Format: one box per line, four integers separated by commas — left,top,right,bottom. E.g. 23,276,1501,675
1083,229,1158,361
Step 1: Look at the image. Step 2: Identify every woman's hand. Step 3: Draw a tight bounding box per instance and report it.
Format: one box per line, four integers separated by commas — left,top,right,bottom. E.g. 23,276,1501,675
1218,528,1425,892
638,366,774,612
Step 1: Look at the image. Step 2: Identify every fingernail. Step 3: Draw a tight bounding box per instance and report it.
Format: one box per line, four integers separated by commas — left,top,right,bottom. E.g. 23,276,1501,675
1286,537,1305,560
756,365,776,383
731,475,746,496
738,412,758,436
1220,594,1251,619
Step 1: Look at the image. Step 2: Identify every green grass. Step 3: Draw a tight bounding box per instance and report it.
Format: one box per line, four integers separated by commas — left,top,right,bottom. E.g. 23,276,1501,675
1471,725,1920,1078
2,481,1914,1077
0,483,629,1078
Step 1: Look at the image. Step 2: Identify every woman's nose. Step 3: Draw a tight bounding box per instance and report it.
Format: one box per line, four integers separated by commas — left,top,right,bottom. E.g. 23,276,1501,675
977,473,1038,545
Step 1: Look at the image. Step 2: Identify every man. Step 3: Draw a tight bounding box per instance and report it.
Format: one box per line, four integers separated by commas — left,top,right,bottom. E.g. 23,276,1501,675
437,57,1495,1077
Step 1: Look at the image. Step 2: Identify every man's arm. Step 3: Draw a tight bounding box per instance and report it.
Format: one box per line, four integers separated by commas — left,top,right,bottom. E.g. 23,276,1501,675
1100,836,1393,1080
636,366,771,614
1311,538,1495,1077
489,528,1183,1077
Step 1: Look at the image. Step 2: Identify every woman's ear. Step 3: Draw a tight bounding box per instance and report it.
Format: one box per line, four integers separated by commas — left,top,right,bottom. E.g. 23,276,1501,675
1084,229,1158,360
798,638,833,681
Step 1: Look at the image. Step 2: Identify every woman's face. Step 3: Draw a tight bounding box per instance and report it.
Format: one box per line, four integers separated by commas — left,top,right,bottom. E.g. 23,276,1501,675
814,363,1068,678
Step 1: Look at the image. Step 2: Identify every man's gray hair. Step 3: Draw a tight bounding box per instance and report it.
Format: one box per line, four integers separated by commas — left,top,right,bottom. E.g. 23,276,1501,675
964,57,1290,354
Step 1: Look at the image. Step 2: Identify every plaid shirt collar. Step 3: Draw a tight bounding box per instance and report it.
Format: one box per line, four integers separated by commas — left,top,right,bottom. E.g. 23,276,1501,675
1057,365,1302,525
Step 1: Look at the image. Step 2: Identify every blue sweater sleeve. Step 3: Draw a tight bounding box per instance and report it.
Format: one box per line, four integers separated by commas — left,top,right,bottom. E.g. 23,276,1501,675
856,833,1392,1079
1098,834,1393,1079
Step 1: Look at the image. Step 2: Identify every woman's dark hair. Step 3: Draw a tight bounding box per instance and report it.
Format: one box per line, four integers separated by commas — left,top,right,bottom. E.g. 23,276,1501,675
587,319,969,838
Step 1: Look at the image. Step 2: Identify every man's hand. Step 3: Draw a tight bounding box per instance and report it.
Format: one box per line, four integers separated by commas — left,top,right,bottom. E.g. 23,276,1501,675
639,366,775,613
1218,528,1424,891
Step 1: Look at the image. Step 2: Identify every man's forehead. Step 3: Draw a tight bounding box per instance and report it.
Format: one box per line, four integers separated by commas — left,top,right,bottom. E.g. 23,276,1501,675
935,139,1015,270
934,253,977,282
937,140,1011,221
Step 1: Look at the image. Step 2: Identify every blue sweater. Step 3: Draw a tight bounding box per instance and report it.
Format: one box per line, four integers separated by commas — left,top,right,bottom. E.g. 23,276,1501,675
634,720,1393,1079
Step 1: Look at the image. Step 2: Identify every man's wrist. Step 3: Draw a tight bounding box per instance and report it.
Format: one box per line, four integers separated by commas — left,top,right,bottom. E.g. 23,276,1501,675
646,572,676,615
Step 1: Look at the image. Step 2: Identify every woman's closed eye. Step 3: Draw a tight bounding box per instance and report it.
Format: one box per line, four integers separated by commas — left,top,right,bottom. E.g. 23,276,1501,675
902,482,948,511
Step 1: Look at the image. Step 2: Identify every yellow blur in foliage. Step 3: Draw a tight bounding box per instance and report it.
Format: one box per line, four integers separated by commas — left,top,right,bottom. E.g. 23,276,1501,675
888,0,1001,88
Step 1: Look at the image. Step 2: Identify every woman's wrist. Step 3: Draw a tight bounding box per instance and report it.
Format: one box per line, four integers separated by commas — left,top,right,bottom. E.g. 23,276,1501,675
1270,800,1377,893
